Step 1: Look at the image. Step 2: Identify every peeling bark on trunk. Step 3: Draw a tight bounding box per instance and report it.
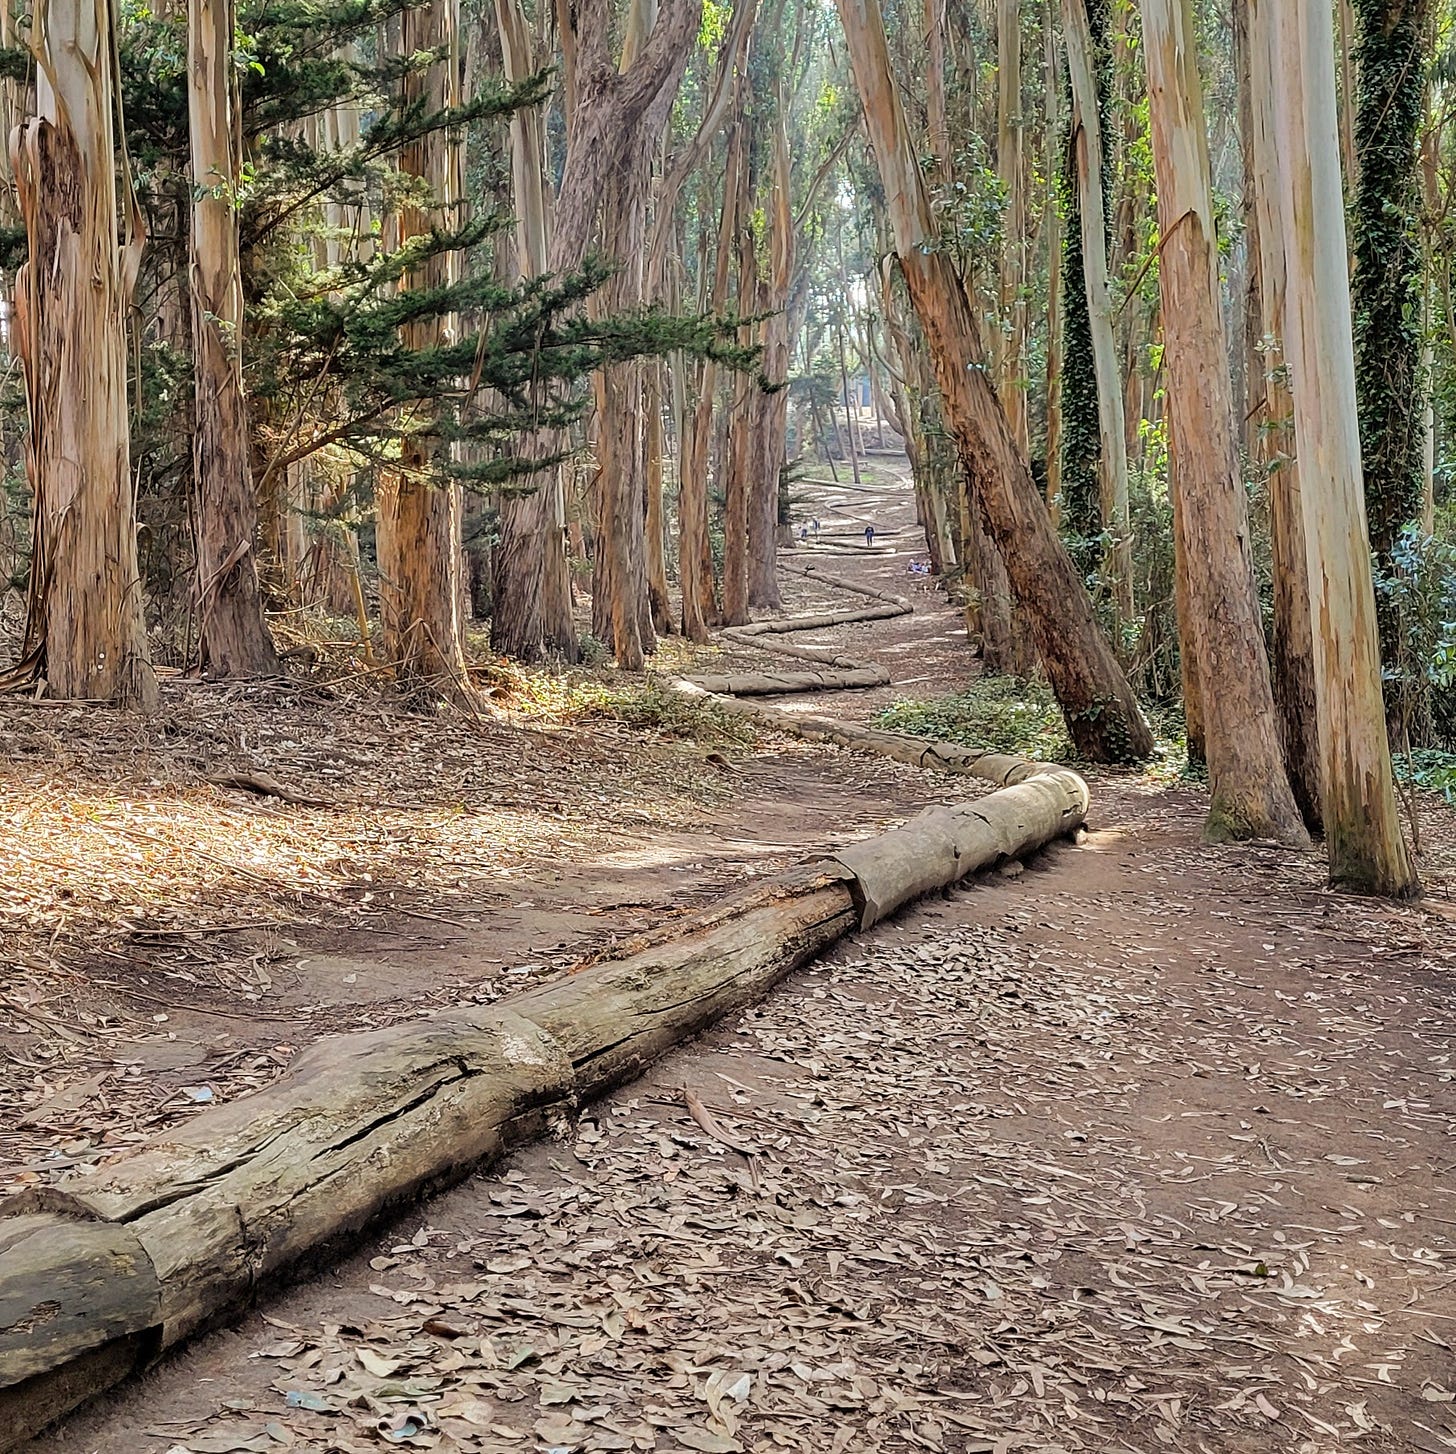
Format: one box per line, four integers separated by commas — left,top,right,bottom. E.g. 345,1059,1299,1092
9,0,156,706
1264,0,1418,896
836,0,1152,762
996,0,1030,454
1141,0,1307,846
188,0,278,677
1248,0,1321,829
644,362,673,634
376,0,467,687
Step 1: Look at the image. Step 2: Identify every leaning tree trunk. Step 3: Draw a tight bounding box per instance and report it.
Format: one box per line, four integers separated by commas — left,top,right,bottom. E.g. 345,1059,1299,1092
1263,0,1419,896
1141,0,1307,846
1248,0,1321,828
376,0,467,685
1352,0,1429,667
1062,0,1132,622
836,0,1152,763
188,0,278,677
9,0,156,706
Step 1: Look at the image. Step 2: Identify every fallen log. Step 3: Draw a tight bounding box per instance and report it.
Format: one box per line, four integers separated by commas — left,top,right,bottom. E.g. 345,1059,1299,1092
0,766,1087,1448
778,557,911,609
718,629,863,669
834,772,1087,926
731,602,907,636
683,666,890,696
674,684,1051,787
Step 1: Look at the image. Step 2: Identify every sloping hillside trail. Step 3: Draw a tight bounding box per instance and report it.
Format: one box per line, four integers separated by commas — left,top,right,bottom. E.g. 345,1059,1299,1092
21,462,1456,1454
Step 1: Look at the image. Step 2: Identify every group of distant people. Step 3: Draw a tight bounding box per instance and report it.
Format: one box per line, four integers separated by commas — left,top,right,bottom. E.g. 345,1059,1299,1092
796,517,881,548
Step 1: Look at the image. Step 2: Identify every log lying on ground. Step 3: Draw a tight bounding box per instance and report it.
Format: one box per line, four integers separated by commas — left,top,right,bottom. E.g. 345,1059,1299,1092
683,666,891,696
778,557,911,609
675,682,1052,788
0,766,1087,1449
731,602,908,636
719,630,865,669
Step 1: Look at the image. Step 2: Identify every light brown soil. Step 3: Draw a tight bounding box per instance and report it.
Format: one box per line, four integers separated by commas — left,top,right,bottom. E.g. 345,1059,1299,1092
13,459,1456,1453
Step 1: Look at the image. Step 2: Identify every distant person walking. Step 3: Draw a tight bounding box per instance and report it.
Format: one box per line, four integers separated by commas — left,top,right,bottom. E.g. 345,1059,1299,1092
811,517,821,540
864,524,875,547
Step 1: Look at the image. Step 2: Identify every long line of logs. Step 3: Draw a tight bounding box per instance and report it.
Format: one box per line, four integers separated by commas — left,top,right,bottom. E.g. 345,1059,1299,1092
0,766,1089,1448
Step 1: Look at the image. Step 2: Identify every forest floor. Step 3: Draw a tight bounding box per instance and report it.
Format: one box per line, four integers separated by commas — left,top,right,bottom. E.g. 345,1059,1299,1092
10,458,1456,1454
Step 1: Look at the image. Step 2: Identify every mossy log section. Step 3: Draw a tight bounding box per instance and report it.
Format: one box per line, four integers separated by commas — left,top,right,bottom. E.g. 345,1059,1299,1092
0,771,1086,1448
684,665,891,695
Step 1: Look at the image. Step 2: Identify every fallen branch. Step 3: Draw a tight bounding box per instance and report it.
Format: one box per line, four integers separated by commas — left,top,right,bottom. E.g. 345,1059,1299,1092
205,769,335,809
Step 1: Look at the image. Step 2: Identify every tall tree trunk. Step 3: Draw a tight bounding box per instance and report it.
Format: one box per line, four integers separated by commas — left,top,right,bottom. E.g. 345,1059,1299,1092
644,361,674,633
836,0,1152,762
1141,0,1307,845
491,0,574,662
720,124,753,627
376,0,467,685
188,0,277,677
1044,0,1064,520
10,0,156,706
996,0,1030,454
747,103,792,612
1248,0,1321,827
1352,0,1429,666
1062,0,1132,621
1264,0,1419,896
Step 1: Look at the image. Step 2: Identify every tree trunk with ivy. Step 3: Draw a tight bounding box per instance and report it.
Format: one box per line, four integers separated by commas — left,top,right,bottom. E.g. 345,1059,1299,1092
10,0,156,706
1058,0,1129,618
1351,0,1430,668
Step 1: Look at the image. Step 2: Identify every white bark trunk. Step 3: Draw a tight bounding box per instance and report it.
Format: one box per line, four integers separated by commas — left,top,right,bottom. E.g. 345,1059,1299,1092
1264,0,1418,896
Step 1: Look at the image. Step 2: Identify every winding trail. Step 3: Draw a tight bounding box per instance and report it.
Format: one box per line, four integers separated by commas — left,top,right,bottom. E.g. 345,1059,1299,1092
27,466,1456,1454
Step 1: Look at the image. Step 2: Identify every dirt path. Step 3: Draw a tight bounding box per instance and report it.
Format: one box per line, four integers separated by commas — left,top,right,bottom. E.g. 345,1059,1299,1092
21,464,1456,1454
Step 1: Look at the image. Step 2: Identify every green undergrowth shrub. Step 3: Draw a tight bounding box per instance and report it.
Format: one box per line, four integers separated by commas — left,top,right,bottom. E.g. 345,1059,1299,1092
1393,748,1456,802
875,677,1075,762
876,677,1192,779
488,665,760,749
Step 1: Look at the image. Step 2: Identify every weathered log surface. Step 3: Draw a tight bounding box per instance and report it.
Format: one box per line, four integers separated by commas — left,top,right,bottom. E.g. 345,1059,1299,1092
834,770,1089,926
684,666,891,696
512,869,859,1097
730,602,907,635
0,1215,160,1385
